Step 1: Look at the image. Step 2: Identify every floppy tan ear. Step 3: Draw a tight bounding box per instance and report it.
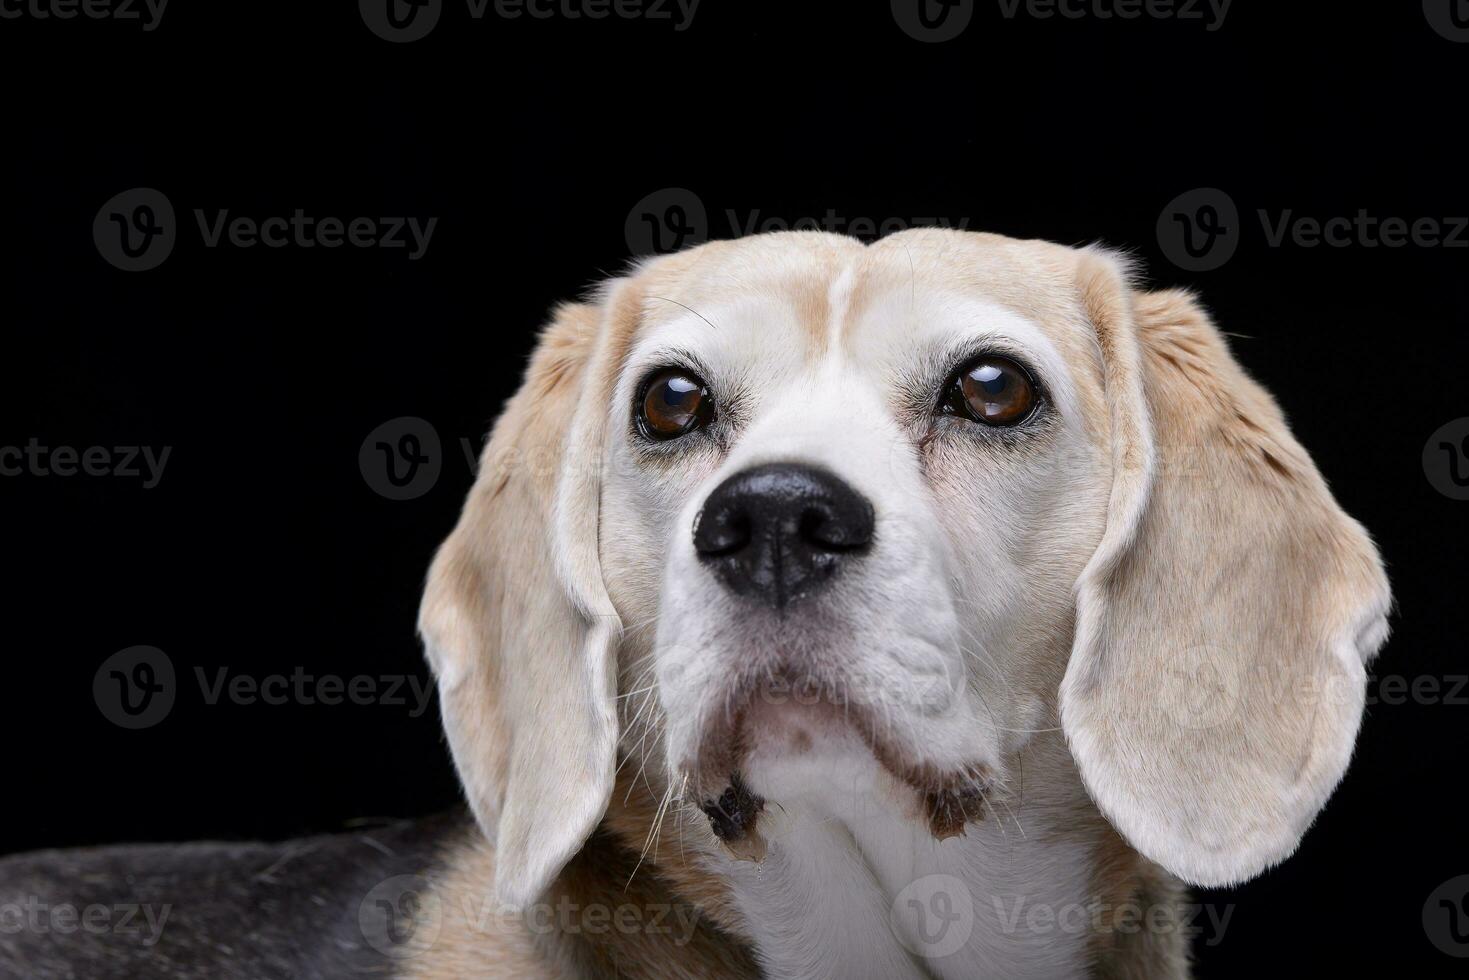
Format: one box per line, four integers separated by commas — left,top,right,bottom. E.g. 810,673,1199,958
1061,251,1391,887
418,291,631,910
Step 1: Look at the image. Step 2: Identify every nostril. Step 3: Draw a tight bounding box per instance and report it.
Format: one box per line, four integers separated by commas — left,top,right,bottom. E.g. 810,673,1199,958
798,500,874,553
797,508,827,545
694,507,751,557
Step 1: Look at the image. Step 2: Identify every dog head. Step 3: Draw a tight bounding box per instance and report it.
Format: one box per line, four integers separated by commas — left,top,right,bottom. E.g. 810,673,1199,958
420,230,1390,910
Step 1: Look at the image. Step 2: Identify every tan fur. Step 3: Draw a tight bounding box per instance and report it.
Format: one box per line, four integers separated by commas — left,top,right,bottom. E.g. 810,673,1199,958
403,793,760,979
1063,248,1389,890
1085,825,1192,979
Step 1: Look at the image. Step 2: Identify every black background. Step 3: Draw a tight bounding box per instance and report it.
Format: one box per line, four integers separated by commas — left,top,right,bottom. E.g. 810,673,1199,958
4,1,1467,974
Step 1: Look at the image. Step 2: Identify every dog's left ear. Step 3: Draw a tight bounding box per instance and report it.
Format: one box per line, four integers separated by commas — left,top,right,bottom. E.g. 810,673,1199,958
1061,249,1391,887
418,281,641,910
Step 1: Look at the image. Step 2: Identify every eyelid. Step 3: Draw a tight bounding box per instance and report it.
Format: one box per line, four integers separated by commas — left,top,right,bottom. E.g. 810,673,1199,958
635,364,709,403
631,347,716,391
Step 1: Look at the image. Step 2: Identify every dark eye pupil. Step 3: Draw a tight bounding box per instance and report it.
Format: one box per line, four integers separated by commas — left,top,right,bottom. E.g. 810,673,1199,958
951,356,1035,426
640,370,712,439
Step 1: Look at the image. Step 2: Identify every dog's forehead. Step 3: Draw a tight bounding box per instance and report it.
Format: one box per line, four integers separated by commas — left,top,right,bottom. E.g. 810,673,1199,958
631,229,1088,363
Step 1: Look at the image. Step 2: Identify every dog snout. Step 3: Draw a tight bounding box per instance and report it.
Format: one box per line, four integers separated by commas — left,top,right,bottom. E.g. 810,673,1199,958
692,463,874,608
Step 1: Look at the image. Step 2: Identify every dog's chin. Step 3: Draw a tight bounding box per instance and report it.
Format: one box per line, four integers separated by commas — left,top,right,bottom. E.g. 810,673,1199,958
740,697,878,788
690,690,993,859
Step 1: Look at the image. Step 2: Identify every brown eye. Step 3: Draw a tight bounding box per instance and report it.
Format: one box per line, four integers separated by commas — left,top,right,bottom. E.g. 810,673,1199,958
943,355,1037,426
638,368,714,440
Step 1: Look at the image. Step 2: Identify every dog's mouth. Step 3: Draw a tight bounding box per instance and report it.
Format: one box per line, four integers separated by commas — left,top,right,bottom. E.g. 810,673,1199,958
689,674,992,859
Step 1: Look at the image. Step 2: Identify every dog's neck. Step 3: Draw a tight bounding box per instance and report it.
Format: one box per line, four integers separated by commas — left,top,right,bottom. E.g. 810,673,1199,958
585,733,1187,980
412,739,1185,978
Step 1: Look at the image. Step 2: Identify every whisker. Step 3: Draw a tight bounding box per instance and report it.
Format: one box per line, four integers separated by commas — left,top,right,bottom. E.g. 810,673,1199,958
627,779,678,892
648,296,720,333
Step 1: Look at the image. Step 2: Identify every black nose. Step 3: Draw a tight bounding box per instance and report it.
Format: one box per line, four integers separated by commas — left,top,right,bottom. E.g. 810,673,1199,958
693,463,875,608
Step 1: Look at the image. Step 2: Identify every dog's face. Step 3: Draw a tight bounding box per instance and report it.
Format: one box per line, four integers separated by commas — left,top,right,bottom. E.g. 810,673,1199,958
597,234,1110,842
420,230,1390,912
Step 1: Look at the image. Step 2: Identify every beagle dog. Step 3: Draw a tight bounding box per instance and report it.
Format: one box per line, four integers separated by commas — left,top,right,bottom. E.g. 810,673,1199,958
1,230,1390,979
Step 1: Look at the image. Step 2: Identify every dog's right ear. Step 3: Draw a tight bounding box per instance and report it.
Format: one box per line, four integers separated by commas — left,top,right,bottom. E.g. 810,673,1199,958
1060,248,1391,888
418,283,642,911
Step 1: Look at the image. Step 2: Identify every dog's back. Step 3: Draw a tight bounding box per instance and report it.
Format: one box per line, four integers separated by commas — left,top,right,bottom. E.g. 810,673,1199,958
0,813,467,980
